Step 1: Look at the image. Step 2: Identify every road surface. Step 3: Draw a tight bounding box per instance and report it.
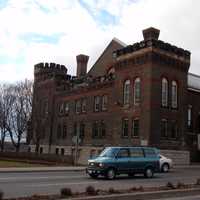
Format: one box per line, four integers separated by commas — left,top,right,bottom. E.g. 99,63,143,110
0,167,200,198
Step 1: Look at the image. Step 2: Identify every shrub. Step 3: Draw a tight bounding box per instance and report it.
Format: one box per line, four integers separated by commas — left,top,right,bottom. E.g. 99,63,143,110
138,186,144,191
166,182,176,189
108,187,115,194
86,185,96,195
0,190,3,200
130,187,137,191
176,182,185,189
60,188,72,197
196,178,200,185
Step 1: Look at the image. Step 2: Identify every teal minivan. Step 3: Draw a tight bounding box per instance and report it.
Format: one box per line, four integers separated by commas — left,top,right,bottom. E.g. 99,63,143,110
86,147,160,179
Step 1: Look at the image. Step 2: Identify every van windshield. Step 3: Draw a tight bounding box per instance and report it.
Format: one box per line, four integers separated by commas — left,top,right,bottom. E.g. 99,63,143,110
99,147,118,158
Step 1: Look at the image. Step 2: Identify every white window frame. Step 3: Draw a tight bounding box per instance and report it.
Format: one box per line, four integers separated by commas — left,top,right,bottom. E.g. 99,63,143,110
123,80,130,105
134,78,141,105
161,78,168,107
172,80,178,108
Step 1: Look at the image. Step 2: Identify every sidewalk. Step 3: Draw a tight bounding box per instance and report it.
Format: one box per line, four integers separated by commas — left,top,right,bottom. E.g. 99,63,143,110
0,166,86,173
0,164,199,173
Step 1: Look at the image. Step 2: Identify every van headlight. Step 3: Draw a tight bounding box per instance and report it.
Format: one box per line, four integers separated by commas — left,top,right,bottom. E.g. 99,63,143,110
98,163,104,168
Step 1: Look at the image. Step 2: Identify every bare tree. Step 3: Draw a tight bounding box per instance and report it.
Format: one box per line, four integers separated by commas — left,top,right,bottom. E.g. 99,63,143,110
0,84,15,152
6,80,33,152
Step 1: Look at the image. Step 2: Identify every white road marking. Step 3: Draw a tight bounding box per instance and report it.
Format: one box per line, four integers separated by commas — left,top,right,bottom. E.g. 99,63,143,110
27,181,99,187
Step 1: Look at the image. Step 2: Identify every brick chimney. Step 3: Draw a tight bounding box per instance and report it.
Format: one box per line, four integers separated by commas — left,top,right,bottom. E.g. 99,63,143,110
76,54,89,77
142,27,160,41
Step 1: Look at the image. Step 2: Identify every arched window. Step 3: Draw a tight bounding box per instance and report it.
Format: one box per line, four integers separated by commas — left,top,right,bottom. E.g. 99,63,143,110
123,80,130,105
134,78,141,105
172,80,178,108
161,78,168,107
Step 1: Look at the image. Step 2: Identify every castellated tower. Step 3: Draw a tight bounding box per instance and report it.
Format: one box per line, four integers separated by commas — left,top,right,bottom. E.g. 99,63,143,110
31,62,68,154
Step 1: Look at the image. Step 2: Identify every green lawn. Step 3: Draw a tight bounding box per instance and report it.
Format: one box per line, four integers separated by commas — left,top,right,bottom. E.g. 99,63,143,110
0,160,47,168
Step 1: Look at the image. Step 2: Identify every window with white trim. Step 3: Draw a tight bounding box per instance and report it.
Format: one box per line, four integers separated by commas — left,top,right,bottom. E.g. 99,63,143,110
188,105,192,128
123,80,130,105
134,78,141,105
94,96,100,112
102,95,108,111
122,118,129,137
161,78,168,107
172,80,178,108
161,119,168,137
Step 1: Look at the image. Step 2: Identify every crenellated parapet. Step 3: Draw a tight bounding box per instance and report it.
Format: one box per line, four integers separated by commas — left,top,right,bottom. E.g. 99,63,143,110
113,27,190,66
34,62,68,82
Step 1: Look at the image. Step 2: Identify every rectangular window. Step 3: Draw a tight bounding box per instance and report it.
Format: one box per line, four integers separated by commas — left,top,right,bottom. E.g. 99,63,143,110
82,98,87,113
62,125,67,139
100,120,106,138
102,95,108,111
73,122,77,136
61,148,65,155
57,124,61,139
94,96,100,112
75,100,81,114
124,80,130,105
43,100,48,116
130,148,144,157
55,148,59,155
188,105,192,128
122,118,129,137
144,148,156,157
64,102,69,114
117,149,129,158
172,81,178,108
80,122,85,138
171,120,178,138
132,119,139,137
59,102,64,114
92,121,99,138
161,119,168,138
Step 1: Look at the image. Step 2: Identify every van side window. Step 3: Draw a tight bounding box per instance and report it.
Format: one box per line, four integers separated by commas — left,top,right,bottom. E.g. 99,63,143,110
144,148,156,157
117,149,129,158
130,148,144,158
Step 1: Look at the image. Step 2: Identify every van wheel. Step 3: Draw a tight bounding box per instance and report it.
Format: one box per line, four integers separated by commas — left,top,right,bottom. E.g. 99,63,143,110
106,168,116,180
162,163,169,173
144,167,154,178
89,174,99,179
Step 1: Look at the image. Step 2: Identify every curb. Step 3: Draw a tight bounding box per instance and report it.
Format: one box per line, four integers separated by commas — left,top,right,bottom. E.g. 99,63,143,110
64,188,200,200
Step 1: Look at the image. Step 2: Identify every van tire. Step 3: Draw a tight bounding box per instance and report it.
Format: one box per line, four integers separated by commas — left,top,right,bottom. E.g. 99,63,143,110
144,167,154,178
89,174,98,179
106,168,116,180
161,163,169,173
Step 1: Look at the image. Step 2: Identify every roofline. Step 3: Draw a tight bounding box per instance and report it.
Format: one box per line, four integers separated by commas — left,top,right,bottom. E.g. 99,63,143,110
113,37,127,47
88,37,126,74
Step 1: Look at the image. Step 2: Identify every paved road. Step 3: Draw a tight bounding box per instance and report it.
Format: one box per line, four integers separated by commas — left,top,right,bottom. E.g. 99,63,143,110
0,167,200,198
155,195,200,200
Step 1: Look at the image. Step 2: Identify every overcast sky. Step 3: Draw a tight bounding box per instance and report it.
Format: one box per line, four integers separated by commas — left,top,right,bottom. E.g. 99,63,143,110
0,0,200,82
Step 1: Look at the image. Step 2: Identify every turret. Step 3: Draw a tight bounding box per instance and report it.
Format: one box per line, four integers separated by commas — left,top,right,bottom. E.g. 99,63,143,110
34,62,68,82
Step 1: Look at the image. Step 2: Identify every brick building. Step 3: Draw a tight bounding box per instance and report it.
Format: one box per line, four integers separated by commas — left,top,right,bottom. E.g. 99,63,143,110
30,27,200,164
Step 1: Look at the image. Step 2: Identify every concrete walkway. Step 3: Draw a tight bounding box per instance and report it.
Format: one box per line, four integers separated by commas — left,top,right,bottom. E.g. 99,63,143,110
0,164,199,173
0,166,86,173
